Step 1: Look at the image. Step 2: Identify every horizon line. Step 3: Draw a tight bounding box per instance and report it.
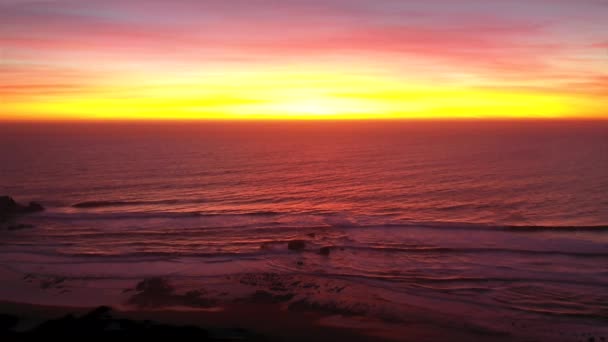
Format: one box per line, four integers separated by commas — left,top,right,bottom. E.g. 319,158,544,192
2,117,607,124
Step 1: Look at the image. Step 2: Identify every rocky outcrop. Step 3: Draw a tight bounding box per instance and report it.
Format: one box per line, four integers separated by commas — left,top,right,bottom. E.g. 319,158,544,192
319,246,332,256
7,224,35,231
287,240,306,251
127,278,216,308
0,196,44,221
1,306,216,339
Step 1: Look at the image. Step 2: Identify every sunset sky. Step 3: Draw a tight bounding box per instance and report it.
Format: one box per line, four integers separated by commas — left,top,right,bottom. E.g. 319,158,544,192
1,0,607,120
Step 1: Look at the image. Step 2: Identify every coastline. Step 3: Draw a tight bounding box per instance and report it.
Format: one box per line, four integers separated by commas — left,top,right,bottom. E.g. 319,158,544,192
3,265,588,342
0,261,517,341
0,299,517,341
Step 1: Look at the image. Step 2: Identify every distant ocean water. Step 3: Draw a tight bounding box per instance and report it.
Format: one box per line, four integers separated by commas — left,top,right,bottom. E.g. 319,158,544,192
1,121,607,335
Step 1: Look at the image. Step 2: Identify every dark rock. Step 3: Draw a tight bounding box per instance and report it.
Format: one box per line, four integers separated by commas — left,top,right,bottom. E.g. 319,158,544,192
27,306,214,339
247,290,294,303
185,290,206,299
288,298,367,316
0,196,44,221
7,223,34,231
287,240,306,251
128,278,216,308
296,261,304,266
26,202,44,212
40,277,67,289
135,277,174,296
319,246,332,256
0,196,18,213
82,306,112,320
0,314,19,332
332,286,346,293
306,233,316,238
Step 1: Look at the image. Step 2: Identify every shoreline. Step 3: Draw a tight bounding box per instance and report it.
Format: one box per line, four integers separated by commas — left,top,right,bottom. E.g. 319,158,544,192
1,242,608,341
0,266,510,341
0,266,517,341
0,299,518,341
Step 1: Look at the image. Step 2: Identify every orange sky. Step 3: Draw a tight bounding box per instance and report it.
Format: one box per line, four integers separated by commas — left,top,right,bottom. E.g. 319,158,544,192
1,0,607,120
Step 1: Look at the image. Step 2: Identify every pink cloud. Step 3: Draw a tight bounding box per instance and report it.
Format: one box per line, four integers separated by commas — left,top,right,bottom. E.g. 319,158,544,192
564,76,608,96
0,4,561,77
0,0,605,100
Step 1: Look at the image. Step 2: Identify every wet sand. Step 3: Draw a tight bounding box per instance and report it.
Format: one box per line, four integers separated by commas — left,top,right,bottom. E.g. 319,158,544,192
0,299,519,341
0,265,511,340
2,264,607,341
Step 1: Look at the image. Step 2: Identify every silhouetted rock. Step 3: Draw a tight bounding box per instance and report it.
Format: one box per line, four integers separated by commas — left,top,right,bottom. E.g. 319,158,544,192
0,196,44,222
319,246,332,256
128,278,216,308
81,305,112,320
287,240,306,251
27,306,215,339
0,196,18,211
26,202,44,212
246,290,294,304
7,223,34,231
0,314,19,333
288,298,367,316
135,277,174,296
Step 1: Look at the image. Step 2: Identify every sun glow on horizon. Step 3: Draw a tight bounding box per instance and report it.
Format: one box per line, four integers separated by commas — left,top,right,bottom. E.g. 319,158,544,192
3,67,604,121
1,0,606,121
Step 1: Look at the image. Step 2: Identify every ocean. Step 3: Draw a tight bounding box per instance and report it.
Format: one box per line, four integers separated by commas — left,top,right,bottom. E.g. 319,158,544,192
1,121,607,338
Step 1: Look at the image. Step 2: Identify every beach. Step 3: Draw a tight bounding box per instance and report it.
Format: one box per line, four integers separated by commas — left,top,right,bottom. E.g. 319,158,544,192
0,299,519,341
0,242,606,341
1,264,606,341
0,267,532,342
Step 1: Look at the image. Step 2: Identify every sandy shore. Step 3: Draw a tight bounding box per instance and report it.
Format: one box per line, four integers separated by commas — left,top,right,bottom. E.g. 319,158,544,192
3,246,608,342
0,299,520,341
3,265,606,341
0,265,524,341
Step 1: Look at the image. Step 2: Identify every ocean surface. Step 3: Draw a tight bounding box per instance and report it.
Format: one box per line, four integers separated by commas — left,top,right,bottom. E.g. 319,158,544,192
1,121,607,338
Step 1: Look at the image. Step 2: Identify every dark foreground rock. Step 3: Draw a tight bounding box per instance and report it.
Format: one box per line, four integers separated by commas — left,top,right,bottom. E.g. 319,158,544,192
287,240,306,251
240,290,295,304
0,314,19,332
7,223,35,231
319,246,332,256
128,278,217,308
0,196,44,221
0,306,265,340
